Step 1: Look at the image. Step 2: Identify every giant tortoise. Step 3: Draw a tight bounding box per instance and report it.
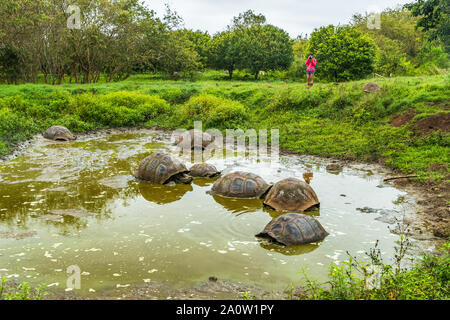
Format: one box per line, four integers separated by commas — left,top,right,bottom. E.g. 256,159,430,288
256,213,329,246
263,178,319,212
175,129,214,150
208,171,271,199
189,163,221,178
43,126,76,141
135,152,193,185
363,82,381,93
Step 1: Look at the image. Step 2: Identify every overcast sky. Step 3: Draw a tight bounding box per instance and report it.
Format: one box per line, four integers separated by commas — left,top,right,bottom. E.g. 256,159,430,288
144,0,411,37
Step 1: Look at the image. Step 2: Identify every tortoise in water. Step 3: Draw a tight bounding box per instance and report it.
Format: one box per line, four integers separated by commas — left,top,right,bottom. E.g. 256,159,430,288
189,163,221,178
43,126,76,141
264,178,319,212
256,213,329,246
208,171,271,199
175,129,214,150
135,152,193,185
363,82,381,93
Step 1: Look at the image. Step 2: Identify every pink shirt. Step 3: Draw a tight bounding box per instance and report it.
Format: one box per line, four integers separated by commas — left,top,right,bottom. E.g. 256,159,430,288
305,58,317,71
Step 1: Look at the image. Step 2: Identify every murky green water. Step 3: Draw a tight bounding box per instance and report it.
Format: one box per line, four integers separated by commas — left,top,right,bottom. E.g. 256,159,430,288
0,129,410,296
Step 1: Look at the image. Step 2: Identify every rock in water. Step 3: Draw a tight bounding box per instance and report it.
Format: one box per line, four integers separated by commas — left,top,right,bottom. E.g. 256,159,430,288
326,163,343,172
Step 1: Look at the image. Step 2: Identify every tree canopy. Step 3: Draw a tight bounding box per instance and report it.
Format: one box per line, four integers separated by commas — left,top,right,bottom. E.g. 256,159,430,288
404,0,450,52
0,3,447,84
308,25,376,82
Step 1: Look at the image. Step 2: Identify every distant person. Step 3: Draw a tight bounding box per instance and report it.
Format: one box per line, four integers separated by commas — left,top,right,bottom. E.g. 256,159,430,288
305,53,317,87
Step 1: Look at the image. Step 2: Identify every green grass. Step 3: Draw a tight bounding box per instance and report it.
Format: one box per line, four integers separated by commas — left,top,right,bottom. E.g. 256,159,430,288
0,73,448,181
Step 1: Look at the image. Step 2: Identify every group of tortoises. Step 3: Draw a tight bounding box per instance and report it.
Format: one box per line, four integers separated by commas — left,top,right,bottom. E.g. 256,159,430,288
43,126,329,247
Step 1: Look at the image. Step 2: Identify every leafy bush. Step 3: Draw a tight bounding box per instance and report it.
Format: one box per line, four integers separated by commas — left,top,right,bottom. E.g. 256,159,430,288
299,238,450,300
182,94,248,129
0,278,46,300
0,107,34,149
73,92,170,128
308,25,376,82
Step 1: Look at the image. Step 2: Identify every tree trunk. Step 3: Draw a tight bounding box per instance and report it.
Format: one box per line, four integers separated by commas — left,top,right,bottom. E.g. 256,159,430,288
228,68,233,80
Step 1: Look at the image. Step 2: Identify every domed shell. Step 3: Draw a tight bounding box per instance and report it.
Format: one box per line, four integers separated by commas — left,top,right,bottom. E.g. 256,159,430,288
363,82,381,93
136,153,189,185
190,163,221,178
209,171,271,199
264,178,319,212
175,129,214,150
256,213,329,245
43,126,76,141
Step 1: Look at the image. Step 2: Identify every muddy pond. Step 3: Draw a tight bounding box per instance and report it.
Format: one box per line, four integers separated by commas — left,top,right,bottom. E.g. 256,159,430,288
0,129,429,298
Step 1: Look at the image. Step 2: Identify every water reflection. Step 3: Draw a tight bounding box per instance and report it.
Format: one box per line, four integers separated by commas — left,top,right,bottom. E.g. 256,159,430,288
257,239,320,256
263,207,321,219
192,178,217,187
138,182,193,205
211,195,263,215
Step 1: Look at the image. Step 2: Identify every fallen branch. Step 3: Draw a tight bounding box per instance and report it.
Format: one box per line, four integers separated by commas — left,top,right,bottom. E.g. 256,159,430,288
384,175,419,182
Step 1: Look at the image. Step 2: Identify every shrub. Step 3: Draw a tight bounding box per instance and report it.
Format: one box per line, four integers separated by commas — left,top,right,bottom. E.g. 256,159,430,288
182,94,248,129
0,278,46,300
0,107,34,149
73,92,170,128
299,239,450,300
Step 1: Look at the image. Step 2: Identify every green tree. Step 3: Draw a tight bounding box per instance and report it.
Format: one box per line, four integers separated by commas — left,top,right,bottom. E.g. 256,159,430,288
208,30,242,79
308,25,376,82
404,0,450,52
352,8,425,76
287,35,309,79
239,24,294,79
231,9,266,29
156,30,201,78
0,46,21,83
182,29,212,68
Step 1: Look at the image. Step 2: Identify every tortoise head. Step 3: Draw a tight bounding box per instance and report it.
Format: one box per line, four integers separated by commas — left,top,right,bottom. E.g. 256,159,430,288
260,184,273,200
172,173,193,185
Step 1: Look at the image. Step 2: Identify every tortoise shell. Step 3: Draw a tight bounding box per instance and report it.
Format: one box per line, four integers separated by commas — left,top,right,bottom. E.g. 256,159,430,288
209,171,271,199
264,178,319,212
363,82,381,93
256,213,329,245
136,152,190,185
43,126,76,141
190,163,221,178
175,129,214,150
